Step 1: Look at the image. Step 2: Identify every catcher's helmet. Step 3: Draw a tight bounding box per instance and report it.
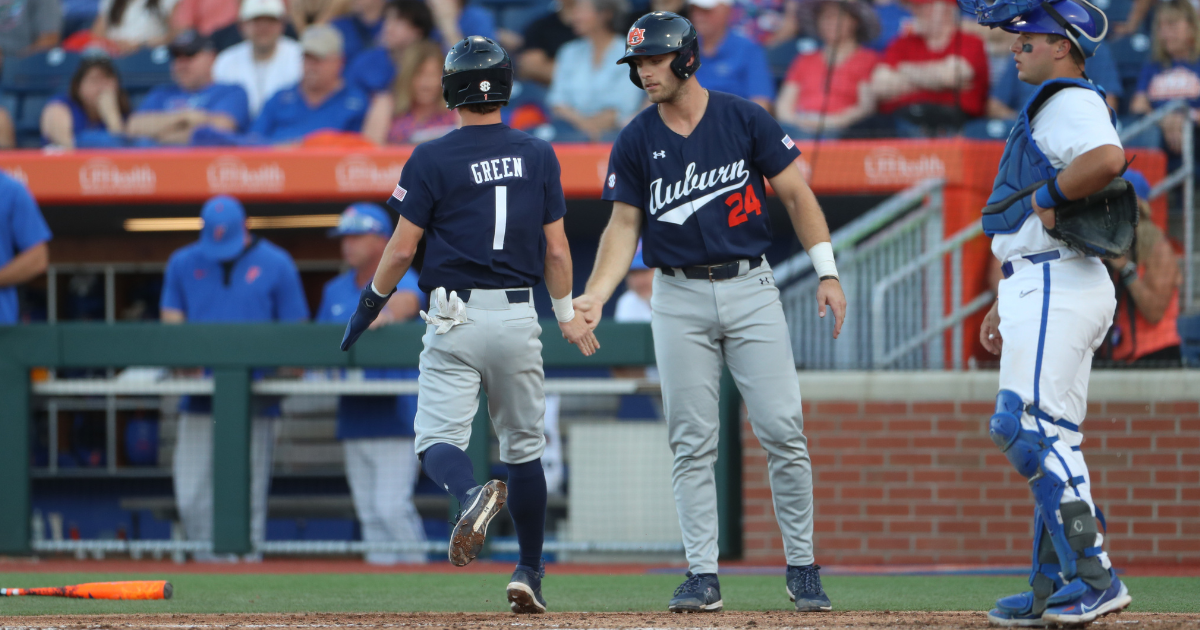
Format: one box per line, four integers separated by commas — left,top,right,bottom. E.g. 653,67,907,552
442,36,513,109
960,0,1107,58
617,12,701,89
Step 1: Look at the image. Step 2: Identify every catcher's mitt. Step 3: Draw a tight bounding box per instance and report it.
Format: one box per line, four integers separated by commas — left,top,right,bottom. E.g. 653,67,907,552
1047,176,1139,259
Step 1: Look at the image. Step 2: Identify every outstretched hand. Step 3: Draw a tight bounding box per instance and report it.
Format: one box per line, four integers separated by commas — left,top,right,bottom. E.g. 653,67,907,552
559,316,600,356
573,294,603,331
816,278,847,339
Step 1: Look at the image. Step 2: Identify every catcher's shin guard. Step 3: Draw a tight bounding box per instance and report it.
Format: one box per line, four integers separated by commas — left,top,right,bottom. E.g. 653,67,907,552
988,390,1107,586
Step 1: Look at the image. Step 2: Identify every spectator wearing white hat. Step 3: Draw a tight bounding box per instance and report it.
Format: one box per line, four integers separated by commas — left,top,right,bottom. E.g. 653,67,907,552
213,0,303,116
690,0,774,111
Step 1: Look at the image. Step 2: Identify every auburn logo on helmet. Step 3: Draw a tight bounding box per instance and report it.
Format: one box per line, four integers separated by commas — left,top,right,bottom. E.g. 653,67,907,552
628,27,645,46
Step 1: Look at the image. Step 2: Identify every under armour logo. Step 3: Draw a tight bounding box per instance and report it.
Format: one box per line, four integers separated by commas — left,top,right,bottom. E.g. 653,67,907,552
1073,520,1084,532
364,298,375,308
653,151,666,159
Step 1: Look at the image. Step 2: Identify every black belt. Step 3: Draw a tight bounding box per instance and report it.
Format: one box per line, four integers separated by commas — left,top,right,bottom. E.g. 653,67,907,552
452,289,530,303
660,258,762,281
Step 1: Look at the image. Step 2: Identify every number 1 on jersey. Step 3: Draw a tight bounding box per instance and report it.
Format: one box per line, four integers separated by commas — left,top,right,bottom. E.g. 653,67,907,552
493,185,507,249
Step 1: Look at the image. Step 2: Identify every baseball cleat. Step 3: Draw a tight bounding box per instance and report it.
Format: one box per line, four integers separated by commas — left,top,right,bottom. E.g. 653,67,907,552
448,479,507,567
507,563,547,614
786,564,832,612
668,572,723,613
1041,570,1131,626
987,591,1048,627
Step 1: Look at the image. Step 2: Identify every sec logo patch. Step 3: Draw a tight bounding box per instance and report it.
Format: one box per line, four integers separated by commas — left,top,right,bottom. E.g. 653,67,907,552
607,174,616,188
480,80,491,92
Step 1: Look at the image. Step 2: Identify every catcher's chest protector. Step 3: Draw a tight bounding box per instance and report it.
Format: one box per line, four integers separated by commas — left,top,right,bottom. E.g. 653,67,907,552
983,78,1113,236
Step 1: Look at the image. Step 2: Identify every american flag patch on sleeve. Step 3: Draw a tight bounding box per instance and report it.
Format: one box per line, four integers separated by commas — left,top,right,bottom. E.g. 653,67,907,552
782,135,795,150
392,184,407,201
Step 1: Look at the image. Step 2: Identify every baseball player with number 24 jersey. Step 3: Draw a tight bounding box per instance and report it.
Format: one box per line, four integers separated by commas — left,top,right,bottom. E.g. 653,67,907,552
574,11,847,615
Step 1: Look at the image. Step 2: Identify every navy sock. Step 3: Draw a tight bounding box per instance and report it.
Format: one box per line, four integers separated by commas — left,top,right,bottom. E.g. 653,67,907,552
506,458,547,569
421,443,477,506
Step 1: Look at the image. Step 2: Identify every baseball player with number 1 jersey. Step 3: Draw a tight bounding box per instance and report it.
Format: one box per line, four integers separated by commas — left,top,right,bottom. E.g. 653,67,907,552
339,36,597,615
573,11,847,614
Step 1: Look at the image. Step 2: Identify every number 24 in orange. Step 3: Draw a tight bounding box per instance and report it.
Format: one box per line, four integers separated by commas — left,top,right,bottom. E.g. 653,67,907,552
726,185,762,227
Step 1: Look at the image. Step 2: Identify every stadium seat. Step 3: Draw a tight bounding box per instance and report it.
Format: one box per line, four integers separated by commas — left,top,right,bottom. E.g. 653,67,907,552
15,94,48,136
961,118,1014,140
1098,0,1135,23
0,93,17,121
114,46,172,92
767,38,817,86
1109,34,1151,84
1180,313,1200,367
0,48,81,95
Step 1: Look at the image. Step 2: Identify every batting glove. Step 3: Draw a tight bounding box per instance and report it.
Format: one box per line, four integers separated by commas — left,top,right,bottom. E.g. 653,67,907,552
419,287,468,335
340,284,393,351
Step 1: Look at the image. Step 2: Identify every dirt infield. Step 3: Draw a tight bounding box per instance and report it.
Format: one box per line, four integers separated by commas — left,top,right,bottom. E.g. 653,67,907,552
2,611,1198,630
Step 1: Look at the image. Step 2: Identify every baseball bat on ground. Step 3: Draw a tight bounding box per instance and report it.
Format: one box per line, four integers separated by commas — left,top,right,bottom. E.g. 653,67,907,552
0,580,173,600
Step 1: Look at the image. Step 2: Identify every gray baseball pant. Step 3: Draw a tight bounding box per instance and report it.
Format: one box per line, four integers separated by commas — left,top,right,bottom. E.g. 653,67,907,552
651,259,815,575
412,288,547,465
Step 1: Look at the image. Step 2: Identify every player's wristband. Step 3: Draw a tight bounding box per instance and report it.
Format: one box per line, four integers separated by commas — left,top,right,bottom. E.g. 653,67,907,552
551,294,575,323
369,281,393,299
1035,179,1069,208
809,242,838,280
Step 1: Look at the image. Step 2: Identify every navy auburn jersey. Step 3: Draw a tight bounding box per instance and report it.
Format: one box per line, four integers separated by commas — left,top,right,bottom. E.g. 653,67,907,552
387,123,568,293
602,90,801,269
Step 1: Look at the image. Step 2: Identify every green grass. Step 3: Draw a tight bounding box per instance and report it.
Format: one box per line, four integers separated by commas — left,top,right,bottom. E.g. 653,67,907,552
0,573,1195,616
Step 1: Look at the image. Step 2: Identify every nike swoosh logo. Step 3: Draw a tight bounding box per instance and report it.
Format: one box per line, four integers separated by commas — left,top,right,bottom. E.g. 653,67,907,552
1020,288,1037,298
656,171,751,225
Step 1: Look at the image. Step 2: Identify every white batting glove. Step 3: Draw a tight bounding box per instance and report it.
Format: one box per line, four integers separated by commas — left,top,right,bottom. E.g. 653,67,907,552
419,287,468,334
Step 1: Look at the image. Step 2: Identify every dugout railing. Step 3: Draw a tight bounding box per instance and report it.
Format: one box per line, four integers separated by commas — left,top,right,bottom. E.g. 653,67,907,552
0,323,743,559
778,100,1197,370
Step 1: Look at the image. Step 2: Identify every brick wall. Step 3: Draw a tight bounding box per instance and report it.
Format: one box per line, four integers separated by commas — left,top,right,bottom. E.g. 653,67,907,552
741,383,1200,566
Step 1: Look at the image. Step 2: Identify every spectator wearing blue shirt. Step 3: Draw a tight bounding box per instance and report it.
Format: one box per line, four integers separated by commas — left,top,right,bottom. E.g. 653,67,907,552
160,195,309,560
690,0,774,109
987,40,1122,119
1130,0,1200,157
332,0,386,64
127,30,251,144
251,24,369,143
316,203,428,564
0,172,51,325
546,0,643,141
41,53,133,149
428,0,497,46
344,0,434,95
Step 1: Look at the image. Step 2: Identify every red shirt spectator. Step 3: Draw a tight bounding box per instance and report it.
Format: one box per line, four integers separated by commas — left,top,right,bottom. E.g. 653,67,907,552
878,30,988,116
171,0,241,36
870,0,988,125
784,48,878,114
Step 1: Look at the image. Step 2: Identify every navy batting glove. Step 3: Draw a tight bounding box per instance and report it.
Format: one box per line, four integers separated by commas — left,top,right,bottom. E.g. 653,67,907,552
340,285,393,351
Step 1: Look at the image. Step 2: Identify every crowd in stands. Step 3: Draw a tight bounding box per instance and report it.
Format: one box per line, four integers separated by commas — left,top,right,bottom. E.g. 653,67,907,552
0,0,1195,151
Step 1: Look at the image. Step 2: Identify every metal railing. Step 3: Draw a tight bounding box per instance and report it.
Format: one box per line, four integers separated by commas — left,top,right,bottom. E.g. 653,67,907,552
777,178,945,369
870,221,993,369
44,261,343,324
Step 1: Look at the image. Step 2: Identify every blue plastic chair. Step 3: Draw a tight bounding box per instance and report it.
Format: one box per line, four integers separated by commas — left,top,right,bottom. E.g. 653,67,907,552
0,48,81,94
961,118,1014,140
1179,313,1200,367
113,46,173,92
1109,34,1151,84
